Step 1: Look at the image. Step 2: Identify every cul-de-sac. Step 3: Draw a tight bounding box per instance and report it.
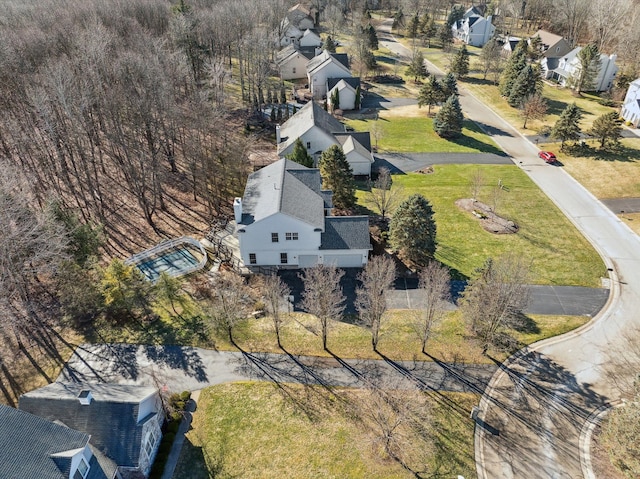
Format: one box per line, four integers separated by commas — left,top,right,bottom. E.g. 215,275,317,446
1,1,639,478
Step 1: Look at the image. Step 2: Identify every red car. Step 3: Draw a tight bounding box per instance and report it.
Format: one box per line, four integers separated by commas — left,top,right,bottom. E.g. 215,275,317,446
538,151,557,163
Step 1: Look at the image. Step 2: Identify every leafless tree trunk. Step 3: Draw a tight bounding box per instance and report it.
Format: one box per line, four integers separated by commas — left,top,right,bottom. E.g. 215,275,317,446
356,256,396,351
206,272,254,343
365,168,403,221
414,260,450,354
300,264,346,351
470,168,484,202
262,274,291,348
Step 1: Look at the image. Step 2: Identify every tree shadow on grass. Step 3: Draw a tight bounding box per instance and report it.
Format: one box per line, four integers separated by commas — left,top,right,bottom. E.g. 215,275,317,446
566,142,639,162
511,313,541,335
455,123,507,155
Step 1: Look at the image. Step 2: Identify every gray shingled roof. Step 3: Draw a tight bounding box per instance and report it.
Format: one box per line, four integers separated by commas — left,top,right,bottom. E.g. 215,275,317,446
278,101,345,154
306,50,351,75
0,404,109,479
327,76,361,92
239,159,325,230
20,382,159,470
334,131,372,152
320,216,371,250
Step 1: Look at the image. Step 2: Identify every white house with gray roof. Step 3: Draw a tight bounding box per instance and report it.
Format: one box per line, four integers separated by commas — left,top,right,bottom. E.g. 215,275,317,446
20,382,164,478
621,78,640,127
451,8,495,47
0,404,113,479
276,101,373,176
327,77,361,111
306,50,352,99
548,47,618,92
233,159,370,269
277,45,315,80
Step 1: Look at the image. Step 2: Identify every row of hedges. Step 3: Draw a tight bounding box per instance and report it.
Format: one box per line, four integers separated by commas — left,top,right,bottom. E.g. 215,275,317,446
149,391,191,479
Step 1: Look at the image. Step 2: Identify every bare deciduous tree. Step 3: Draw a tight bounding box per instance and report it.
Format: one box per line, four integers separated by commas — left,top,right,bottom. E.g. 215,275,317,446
414,261,450,354
460,254,531,354
365,168,402,221
300,264,346,351
520,94,547,129
262,274,291,348
470,168,484,202
207,272,254,343
356,256,396,351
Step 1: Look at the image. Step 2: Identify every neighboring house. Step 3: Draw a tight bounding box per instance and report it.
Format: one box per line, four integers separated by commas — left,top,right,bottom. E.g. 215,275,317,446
277,45,315,80
501,36,521,55
286,3,315,31
326,77,361,111
334,132,374,176
276,101,373,175
531,30,572,59
277,100,345,160
547,47,618,92
20,382,164,478
233,158,370,269
451,8,495,47
299,29,322,48
0,404,113,479
621,78,640,127
306,50,351,99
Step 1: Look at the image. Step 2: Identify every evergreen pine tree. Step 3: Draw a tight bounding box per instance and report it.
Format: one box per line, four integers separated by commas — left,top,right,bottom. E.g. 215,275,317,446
450,45,470,79
438,21,453,50
280,86,287,104
270,107,276,122
507,64,542,107
569,44,602,94
367,24,378,50
408,13,420,38
499,39,528,97
406,51,428,82
324,35,337,53
551,103,583,149
319,145,356,210
286,138,314,167
433,94,463,138
590,111,622,149
418,74,444,115
354,85,361,110
389,194,437,267
440,72,458,98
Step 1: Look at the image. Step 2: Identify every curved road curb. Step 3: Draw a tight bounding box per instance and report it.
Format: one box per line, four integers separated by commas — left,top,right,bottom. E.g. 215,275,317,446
578,400,622,479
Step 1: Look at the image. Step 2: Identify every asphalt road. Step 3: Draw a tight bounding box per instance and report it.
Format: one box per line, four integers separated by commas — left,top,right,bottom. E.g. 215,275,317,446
377,18,640,479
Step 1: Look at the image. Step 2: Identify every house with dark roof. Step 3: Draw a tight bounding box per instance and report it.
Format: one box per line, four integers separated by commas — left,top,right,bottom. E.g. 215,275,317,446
278,4,316,48
546,47,618,92
233,159,370,269
0,404,113,479
327,77,361,111
20,382,164,478
621,78,640,127
277,44,316,80
276,101,374,175
306,50,352,99
451,8,495,47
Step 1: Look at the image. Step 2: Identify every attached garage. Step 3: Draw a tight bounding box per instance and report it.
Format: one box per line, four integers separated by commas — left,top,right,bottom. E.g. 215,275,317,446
323,254,365,268
298,255,319,268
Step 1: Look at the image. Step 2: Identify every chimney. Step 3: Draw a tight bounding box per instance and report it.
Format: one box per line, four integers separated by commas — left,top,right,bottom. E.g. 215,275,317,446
276,124,281,144
78,390,93,405
233,197,243,224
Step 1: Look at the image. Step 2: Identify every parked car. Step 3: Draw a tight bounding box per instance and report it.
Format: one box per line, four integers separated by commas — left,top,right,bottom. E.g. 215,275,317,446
538,151,557,163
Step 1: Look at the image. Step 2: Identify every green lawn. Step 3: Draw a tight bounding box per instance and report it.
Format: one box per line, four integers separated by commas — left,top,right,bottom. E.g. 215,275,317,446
173,382,478,479
345,114,503,154
361,165,605,286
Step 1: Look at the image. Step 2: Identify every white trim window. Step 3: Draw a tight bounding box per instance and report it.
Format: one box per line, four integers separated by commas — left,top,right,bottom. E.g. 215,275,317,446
285,232,298,241
143,429,158,460
73,457,90,479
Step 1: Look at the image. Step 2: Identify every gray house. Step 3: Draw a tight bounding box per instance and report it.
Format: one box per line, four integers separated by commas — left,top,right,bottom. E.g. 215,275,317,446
20,382,164,478
0,404,113,479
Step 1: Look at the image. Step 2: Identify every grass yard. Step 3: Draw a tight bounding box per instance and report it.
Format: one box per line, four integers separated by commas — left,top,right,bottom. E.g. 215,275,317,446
345,109,503,154
543,139,640,198
619,213,640,235
173,382,478,479
361,165,605,286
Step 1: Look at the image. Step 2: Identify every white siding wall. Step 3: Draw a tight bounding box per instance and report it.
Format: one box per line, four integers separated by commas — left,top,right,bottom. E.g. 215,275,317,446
300,33,321,48
309,63,351,99
328,86,356,110
137,393,160,422
279,127,338,158
345,151,372,176
280,54,309,80
239,213,322,267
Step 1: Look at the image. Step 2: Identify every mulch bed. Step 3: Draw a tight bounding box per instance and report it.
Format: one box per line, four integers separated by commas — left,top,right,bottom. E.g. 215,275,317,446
455,198,519,234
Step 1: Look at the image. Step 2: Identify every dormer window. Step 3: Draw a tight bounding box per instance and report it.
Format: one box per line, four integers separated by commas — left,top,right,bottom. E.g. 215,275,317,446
73,457,89,479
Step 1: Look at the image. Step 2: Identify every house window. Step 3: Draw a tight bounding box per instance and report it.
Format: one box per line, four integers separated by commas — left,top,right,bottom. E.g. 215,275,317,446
556,46,560,53
249,253,257,264
271,233,279,243
286,232,299,240
143,429,158,460
280,253,288,264
73,457,90,479
306,141,311,149
292,67,296,74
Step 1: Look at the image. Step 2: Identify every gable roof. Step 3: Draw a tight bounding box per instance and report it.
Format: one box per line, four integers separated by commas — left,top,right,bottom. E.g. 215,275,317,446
335,134,373,161
0,404,109,479
278,101,345,154
286,3,314,28
238,159,326,229
276,45,315,65
307,50,351,76
20,382,159,470
320,216,371,250
464,5,484,18
302,29,320,40
334,131,372,152
327,76,361,92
